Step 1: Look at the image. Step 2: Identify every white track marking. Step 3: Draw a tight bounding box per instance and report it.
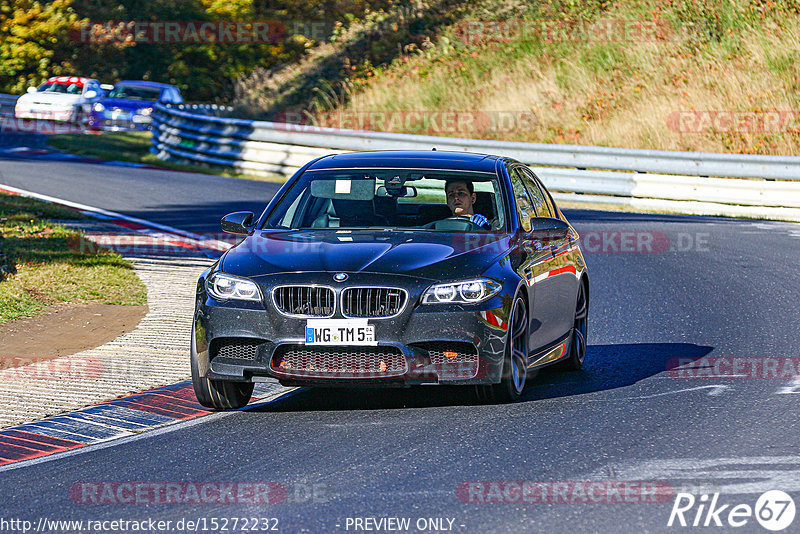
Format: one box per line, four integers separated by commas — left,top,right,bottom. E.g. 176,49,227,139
0,182,230,251
591,456,800,495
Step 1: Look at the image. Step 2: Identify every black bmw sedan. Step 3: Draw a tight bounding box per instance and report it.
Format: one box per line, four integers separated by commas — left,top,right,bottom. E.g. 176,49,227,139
191,150,588,408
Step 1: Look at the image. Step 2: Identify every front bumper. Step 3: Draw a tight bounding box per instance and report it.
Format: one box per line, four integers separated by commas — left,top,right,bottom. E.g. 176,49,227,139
194,273,512,387
15,107,77,122
90,111,152,131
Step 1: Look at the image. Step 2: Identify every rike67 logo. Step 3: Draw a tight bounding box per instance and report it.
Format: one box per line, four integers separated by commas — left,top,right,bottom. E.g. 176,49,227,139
668,490,796,531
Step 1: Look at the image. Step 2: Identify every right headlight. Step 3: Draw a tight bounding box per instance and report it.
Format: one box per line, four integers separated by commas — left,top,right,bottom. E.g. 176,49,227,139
93,102,105,112
422,278,502,304
206,272,262,302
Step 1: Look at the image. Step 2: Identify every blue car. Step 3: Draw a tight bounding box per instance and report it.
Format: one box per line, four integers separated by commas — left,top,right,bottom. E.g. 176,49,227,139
88,81,183,131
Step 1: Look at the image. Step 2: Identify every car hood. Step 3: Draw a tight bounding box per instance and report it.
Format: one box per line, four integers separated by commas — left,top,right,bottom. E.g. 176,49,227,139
19,93,83,106
220,229,511,280
98,98,153,111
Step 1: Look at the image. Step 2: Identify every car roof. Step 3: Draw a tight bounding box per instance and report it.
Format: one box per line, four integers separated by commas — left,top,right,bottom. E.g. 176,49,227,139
307,150,503,173
115,80,176,90
45,76,96,85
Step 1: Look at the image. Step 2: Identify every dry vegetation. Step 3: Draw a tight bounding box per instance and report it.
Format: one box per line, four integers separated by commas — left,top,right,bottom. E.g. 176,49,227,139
235,0,800,155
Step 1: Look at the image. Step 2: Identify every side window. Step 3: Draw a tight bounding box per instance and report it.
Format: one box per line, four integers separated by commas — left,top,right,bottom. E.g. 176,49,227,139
519,167,552,218
279,191,304,227
510,168,536,231
171,88,183,104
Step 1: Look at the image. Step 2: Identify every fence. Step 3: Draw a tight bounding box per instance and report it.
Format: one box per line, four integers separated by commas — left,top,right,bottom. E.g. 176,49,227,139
0,94,18,117
145,103,799,222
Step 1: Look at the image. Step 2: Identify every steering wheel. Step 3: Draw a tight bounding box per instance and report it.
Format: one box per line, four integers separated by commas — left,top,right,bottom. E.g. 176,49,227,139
423,216,485,231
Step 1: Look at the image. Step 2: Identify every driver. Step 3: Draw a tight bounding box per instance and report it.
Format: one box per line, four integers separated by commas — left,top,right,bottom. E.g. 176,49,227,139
445,179,491,229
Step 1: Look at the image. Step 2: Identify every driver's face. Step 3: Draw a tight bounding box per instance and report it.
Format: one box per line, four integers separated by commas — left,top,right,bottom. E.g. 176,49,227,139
446,182,476,216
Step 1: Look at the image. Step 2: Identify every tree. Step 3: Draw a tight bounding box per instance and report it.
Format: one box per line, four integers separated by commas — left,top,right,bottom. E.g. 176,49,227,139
0,0,84,93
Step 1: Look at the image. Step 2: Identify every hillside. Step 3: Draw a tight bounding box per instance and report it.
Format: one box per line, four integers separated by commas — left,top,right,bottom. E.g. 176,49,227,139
235,0,800,155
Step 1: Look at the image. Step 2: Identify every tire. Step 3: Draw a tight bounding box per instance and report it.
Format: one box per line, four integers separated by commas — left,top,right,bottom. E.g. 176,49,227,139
72,108,85,126
190,324,253,410
555,279,588,371
476,296,529,403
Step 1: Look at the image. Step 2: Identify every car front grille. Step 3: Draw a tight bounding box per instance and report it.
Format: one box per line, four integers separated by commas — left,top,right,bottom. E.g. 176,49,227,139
211,338,263,361
341,287,407,318
273,286,335,317
271,345,406,378
414,341,479,380
104,118,134,127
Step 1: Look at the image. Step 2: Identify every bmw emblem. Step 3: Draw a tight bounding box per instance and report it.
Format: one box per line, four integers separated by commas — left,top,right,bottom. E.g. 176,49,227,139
333,273,348,282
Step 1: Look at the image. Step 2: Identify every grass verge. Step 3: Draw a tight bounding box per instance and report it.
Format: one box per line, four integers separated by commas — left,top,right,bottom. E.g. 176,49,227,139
0,192,147,324
46,131,285,183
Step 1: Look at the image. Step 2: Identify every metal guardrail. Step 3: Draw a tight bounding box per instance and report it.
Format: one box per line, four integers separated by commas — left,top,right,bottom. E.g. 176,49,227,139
151,103,800,222
171,103,234,118
0,94,18,117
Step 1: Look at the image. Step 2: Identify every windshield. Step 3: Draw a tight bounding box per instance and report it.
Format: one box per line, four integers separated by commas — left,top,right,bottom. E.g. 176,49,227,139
37,83,83,94
263,168,506,232
108,85,162,100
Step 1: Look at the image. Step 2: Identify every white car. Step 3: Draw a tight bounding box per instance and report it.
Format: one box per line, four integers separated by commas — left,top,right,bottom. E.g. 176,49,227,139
14,76,106,123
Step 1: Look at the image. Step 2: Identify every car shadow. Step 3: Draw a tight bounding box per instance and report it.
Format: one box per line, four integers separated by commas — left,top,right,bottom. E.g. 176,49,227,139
249,342,714,412
521,341,713,401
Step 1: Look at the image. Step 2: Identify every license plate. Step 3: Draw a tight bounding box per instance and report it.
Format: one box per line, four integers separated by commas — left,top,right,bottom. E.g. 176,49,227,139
305,319,376,346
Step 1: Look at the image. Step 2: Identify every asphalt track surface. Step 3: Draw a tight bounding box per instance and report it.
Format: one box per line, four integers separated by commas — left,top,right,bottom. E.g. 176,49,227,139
1,138,800,533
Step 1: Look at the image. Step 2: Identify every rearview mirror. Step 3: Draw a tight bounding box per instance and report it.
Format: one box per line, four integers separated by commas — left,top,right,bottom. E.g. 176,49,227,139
529,217,569,238
221,211,254,234
376,185,417,197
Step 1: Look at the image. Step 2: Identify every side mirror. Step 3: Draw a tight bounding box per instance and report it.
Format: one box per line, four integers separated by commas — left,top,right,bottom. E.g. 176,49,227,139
529,217,570,238
84,90,98,99
221,211,254,235
27,87,37,93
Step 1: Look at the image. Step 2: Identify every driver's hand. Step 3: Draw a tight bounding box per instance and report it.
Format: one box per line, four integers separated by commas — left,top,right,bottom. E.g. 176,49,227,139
469,214,490,228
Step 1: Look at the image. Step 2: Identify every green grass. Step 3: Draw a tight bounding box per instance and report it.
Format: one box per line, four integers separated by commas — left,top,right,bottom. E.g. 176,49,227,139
0,193,147,324
47,131,285,183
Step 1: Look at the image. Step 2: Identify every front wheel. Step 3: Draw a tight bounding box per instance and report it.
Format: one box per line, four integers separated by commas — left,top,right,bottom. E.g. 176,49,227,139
190,325,253,410
476,296,529,403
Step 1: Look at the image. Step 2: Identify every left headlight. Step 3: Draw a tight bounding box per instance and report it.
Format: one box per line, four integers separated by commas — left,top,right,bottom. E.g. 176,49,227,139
422,278,502,304
206,272,262,302
138,107,153,116
93,102,105,112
